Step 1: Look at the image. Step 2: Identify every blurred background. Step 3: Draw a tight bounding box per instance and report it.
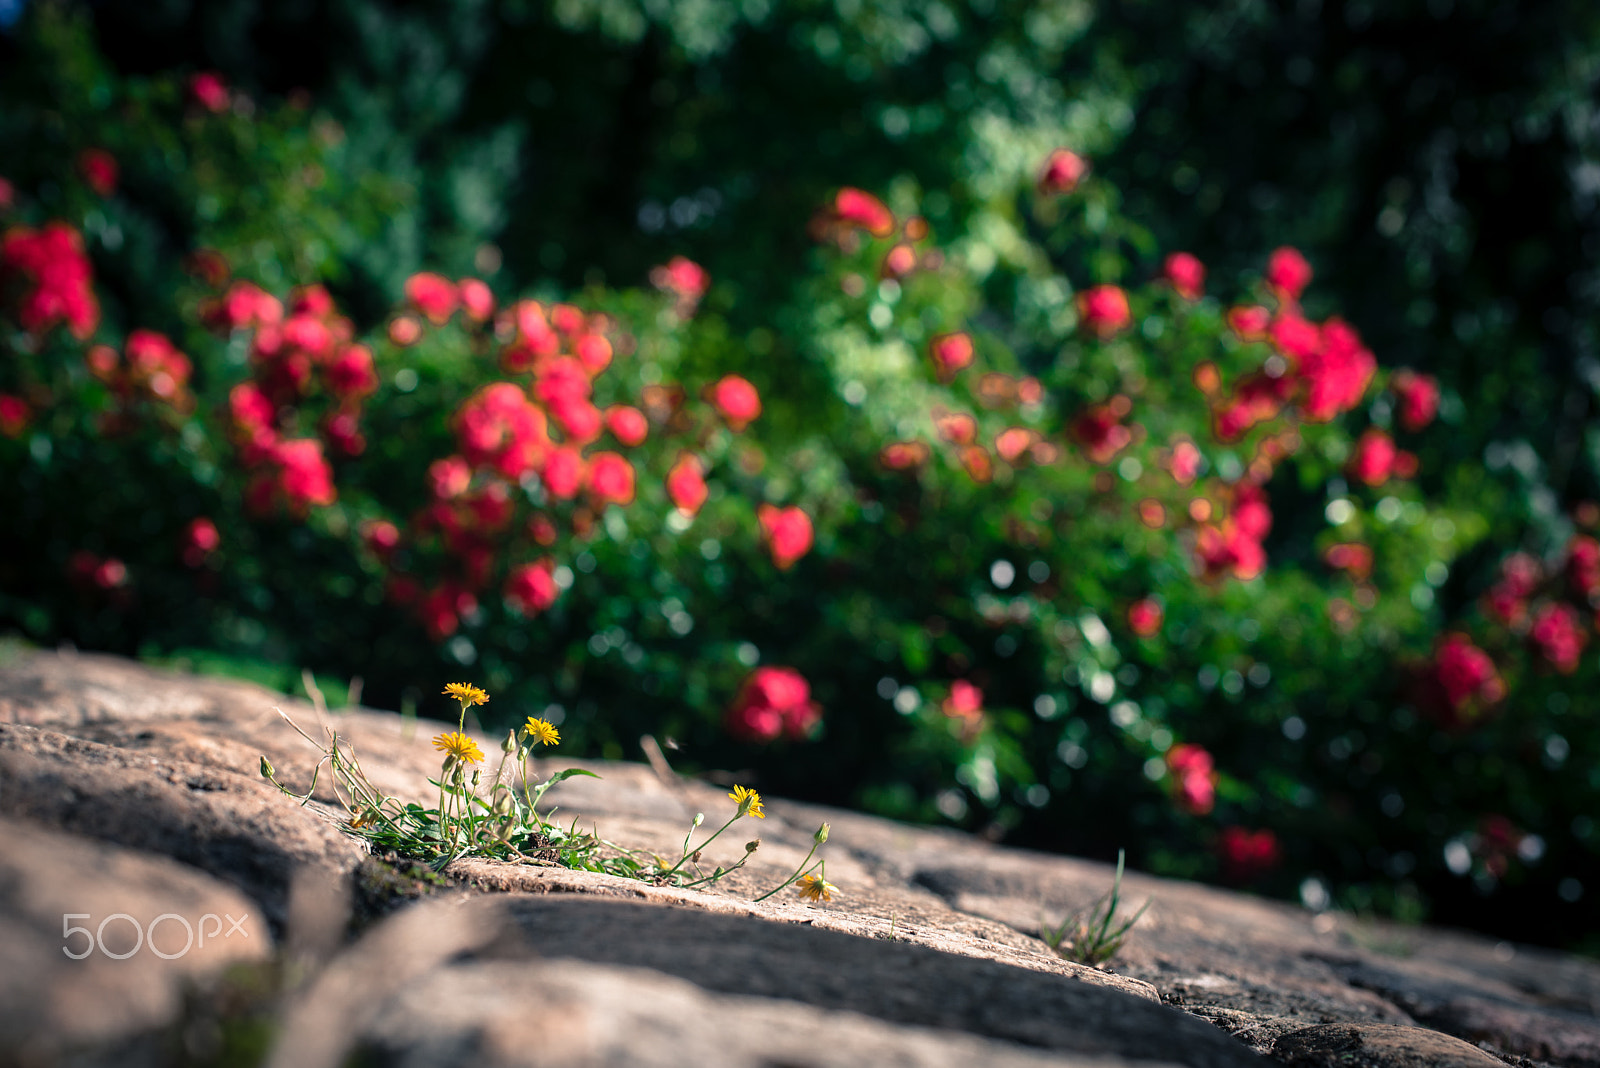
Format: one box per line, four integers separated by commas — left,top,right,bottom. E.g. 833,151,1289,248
2,0,1598,952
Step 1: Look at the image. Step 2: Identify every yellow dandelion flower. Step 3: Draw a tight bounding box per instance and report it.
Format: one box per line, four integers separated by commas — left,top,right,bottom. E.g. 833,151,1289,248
523,717,561,747
432,731,485,765
728,784,765,819
796,874,838,902
443,682,490,707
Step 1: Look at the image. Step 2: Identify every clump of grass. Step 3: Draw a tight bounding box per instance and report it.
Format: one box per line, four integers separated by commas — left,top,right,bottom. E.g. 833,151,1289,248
1040,849,1151,966
261,682,834,901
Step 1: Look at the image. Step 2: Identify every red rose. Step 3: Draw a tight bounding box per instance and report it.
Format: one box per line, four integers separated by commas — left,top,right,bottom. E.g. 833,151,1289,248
758,504,814,570
711,374,761,431
1077,285,1131,337
1038,148,1089,195
1162,252,1205,300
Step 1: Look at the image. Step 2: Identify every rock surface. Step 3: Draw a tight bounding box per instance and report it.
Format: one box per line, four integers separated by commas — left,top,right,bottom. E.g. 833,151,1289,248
1,648,1596,1067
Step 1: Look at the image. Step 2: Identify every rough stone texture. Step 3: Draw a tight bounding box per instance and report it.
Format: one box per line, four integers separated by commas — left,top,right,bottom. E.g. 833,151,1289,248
1,649,1597,1068
0,721,365,929
0,815,270,1064
1273,1024,1507,1067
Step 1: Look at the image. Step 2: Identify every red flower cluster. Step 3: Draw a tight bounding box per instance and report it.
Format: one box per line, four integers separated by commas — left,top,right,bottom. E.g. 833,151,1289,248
1484,552,1541,626
189,72,231,113
1389,369,1439,432
1162,252,1205,300
726,666,821,743
1265,246,1312,301
1071,396,1133,464
207,281,373,500
667,453,709,516
1217,826,1282,881
942,679,983,719
0,393,29,438
1038,148,1089,195
1195,481,1271,582
710,374,761,431
1529,603,1586,674
1076,284,1131,337
202,280,284,333
504,558,561,617
1346,428,1416,487
831,187,896,237
77,149,118,198
758,504,814,570
1323,542,1374,580
66,550,129,595
1166,743,1216,815
0,222,100,338
1423,633,1504,727
86,329,194,410
650,256,709,316
1127,598,1163,637
1566,535,1599,604
244,437,336,516
929,332,974,380
180,517,221,568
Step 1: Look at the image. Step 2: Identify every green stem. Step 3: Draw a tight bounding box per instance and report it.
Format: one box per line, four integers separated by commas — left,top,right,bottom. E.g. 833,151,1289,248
752,841,820,902
661,814,741,878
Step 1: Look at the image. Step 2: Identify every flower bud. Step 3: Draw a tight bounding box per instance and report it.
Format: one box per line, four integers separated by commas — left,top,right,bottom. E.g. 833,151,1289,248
502,728,518,754
814,822,830,845
745,839,761,854
259,756,275,779
693,812,705,828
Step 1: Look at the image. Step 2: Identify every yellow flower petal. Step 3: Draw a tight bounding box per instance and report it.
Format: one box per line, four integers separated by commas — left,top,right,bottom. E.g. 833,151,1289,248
432,730,485,765
727,784,765,819
443,683,490,707
523,717,561,747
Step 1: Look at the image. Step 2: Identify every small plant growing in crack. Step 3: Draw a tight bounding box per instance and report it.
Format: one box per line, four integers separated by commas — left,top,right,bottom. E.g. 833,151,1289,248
261,681,834,902
1040,849,1150,966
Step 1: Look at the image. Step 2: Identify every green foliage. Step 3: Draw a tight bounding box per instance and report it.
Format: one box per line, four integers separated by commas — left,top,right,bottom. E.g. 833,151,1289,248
2,0,1598,951
1041,849,1150,966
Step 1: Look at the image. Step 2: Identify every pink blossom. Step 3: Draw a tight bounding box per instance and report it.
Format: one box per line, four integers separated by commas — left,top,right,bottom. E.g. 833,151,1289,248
1266,246,1313,301
1391,370,1440,432
189,72,230,113
758,504,814,570
833,187,895,237
505,559,560,616
942,680,983,719
1038,148,1089,195
587,452,635,506
404,272,458,325
1077,285,1131,337
711,375,761,431
1217,827,1281,880
1162,252,1205,300
727,666,822,743
1530,603,1586,674
78,149,118,197
605,405,648,447
1127,599,1163,637
457,278,495,321
667,453,708,516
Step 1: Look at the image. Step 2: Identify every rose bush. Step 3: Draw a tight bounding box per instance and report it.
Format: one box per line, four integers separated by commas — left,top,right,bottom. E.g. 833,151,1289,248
2,5,1596,950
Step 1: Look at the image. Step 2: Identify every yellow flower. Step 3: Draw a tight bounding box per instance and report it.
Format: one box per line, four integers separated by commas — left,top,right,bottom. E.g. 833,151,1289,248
443,683,490,707
796,874,838,902
432,731,485,765
728,784,765,819
523,717,561,747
